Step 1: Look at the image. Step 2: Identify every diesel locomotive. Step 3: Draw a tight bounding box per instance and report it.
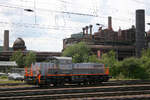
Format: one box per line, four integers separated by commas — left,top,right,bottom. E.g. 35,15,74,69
24,57,110,86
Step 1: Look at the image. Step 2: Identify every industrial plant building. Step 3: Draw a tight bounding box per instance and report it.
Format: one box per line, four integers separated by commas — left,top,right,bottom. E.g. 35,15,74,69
0,9,149,61
0,30,61,61
63,9,149,60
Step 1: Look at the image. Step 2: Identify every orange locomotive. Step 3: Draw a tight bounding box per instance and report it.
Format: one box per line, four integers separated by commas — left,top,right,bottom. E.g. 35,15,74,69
24,57,110,86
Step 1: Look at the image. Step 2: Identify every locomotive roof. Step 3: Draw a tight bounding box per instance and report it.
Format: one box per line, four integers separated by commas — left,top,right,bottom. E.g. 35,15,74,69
54,57,72,60
47,56,72,60
74,63,104,65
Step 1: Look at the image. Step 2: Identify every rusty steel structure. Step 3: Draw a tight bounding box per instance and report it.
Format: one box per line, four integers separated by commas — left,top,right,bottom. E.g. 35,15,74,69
63,21,136,60
63,9,149,60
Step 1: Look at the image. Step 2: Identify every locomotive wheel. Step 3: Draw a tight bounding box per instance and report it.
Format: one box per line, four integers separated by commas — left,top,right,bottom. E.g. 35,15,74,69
91,80,98,85
83,82,88,85
59,82,64,86
77,83,82,86
89,81,93,84
53,83,58,87
104,78,109,82
53,82,63,87
38,84,46,88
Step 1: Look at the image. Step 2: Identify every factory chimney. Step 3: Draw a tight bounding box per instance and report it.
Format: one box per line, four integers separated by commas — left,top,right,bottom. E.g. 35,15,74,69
108,16,112,30
82,27,85,36
136,9,145,57
3,30,9,51
89,25,93,36
85,26,89,35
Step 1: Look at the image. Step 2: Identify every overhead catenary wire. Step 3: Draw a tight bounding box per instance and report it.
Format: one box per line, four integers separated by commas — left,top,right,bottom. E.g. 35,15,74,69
133,0,150,5
0,3,133,21
0,1,136,19
0,0,135,31
0,3,98,17
8,0,94,11
0,15,133,31
1,0,147,17
0,21,74,30
34,0,36,24
0,1,98,30
0,0,102,17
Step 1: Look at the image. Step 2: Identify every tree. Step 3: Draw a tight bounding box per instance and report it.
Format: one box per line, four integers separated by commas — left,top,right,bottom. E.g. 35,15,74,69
100,50,117,76
88,55,100,63
63,42,90,63
140,49,150,78
119,57,147,79
10,50,24,68
63,42,96,63
100,50,116,66
24,51,36,67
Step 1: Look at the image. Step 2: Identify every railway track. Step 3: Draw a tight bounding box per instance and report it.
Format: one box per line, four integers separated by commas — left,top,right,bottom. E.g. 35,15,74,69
1,80,150,100
1,80,150,91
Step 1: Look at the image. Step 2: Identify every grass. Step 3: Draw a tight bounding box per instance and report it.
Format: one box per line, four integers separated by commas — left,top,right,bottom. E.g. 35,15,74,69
109,73,140,81
0,79,24,84
0,80,24,84
0,78,32,88
110,78,139,81
0,85,32,88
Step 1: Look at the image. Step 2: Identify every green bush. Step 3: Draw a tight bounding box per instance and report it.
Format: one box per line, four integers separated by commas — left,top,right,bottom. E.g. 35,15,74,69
119,57,148,79
101,50,149,79
140,49,150,78
111,61,122,78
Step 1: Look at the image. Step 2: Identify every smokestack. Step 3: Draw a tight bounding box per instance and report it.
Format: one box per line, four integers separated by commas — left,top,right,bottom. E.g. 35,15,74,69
3,30,9,51
85,26,88,35
136,9,145,57
108,16,112,30
82,27,85,35
89,25,93,35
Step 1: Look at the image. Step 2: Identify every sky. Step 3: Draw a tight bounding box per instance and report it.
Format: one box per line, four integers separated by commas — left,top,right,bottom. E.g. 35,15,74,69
0,0,150,52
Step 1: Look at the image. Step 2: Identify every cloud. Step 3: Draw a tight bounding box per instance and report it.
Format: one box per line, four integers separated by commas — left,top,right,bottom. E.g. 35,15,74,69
24,37,63,52
0,0,150,52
